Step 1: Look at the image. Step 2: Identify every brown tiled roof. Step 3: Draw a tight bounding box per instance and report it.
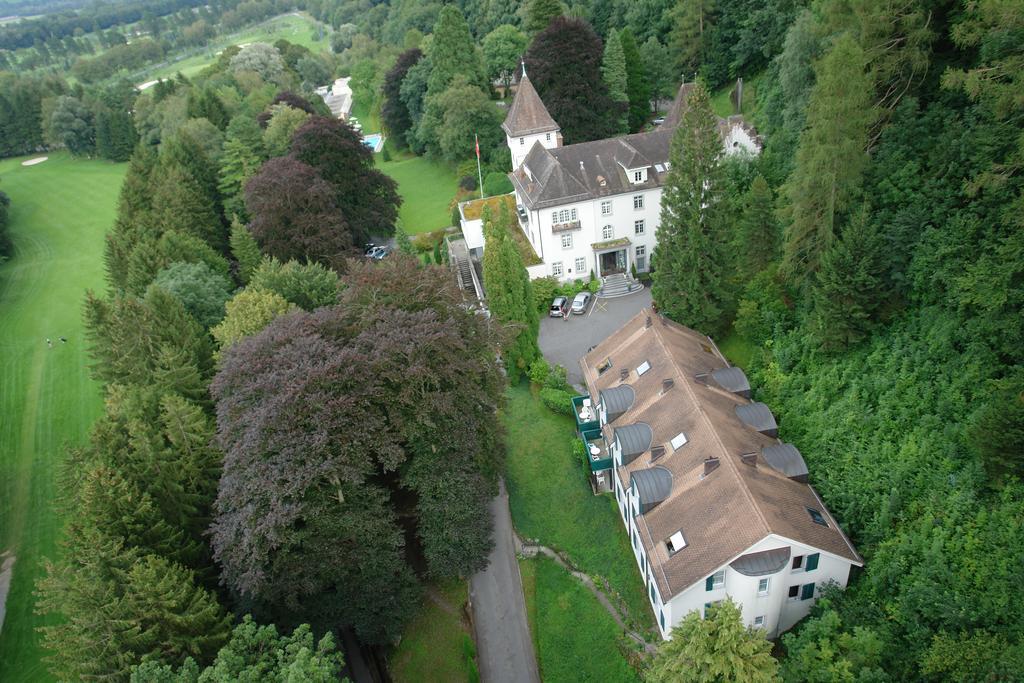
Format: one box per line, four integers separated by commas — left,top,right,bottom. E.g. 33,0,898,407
581,311,861,600
502,74,559,137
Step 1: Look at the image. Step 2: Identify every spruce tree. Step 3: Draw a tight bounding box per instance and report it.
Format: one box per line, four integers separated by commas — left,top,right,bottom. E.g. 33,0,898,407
646,599,778,682
106,144,159,290
737,174,779,278
218,116,266,222
481,204,539,381
601,29,629,135
668,0,715,78
781,34,876,283
525,0,562,34
150,165,225,251
426,6,488,97
651,79,728,334
621,28,651,132
809,207,886,351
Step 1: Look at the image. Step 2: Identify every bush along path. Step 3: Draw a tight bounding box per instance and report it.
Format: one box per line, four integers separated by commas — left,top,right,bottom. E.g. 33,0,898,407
514,531,658,656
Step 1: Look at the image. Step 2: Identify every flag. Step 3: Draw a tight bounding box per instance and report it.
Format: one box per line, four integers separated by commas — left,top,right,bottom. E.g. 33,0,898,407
475,134,480,159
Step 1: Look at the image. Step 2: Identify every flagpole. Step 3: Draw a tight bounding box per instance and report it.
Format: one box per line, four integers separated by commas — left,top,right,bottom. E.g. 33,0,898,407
475,133,484,199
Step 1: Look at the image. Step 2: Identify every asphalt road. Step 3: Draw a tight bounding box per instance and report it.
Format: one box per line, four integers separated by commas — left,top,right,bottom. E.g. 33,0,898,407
539,288,653,388
470,480,541,683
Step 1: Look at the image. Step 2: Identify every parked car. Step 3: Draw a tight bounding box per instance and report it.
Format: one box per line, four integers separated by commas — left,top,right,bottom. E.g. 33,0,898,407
364,243,378,255
571,291,592,314
653,116,666,126
370,246,391,260
549,296,569,317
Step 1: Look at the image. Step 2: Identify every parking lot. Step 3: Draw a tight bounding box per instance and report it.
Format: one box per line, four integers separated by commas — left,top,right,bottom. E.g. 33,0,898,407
538,288,653,388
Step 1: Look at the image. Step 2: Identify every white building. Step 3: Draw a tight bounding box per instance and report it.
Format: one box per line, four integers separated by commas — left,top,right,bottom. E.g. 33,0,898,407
495,76,762,282
579,310,862,640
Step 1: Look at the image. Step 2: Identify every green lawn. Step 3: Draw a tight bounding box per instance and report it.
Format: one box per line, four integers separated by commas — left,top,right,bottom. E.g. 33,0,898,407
139,13,329,82
376,152,459,235
520,557,642,683
389,580,477,683
503,383,656,635
0,152,126,682
717,330,757,370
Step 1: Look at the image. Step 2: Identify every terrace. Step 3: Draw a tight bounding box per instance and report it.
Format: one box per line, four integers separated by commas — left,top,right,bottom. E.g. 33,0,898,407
580,428,613,472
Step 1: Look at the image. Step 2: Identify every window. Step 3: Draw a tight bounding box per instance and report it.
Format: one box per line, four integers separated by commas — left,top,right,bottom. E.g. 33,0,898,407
597,358,612,375
633,194,644,210
575,257,586,273
634,219,645,235
633,170,644,182
602,224,614,239
805,553,820,572
636,245,646,271
758,578,770,596
666,530,686,554
640,552,645,573
601,200,613,216
519,137,524,146
754,615,765,627
561,233,573,249
787,585,799,601
801,583,816,601
636,360,651,376
553,208,578,225
660,610,665,631
807,508,829,527
649,583,657,605
792,555,804,571
705,570,725,591
670,432,687,450
703,600,721,617
631,529,637,549
545,132,551,142
551,261,563,277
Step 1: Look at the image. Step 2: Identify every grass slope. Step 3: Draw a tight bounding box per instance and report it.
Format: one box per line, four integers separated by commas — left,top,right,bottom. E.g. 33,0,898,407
389,580,476,683
520,556,641,683
0,153,126,682
503,383,655,634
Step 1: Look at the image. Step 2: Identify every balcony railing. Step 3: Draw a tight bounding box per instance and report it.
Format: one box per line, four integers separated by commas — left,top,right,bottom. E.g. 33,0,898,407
551,220,582,233
580,428,613,472
571,394,600,432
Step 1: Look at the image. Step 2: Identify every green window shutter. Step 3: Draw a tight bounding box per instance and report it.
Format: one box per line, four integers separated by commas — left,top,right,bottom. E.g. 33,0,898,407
801,583,815,600
706,575,714,591
806,553,820,571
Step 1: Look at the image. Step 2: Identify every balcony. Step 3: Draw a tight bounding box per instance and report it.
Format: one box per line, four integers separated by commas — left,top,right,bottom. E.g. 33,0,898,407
551,220,582,233
571,394,599,431
580,428,613,472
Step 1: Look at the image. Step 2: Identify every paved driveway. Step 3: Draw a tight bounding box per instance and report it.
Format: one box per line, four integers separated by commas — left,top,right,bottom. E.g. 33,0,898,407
539,288,652,388
470,480,541,683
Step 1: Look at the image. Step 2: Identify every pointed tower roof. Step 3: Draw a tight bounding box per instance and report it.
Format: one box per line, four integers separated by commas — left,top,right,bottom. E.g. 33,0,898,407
502,73,559,137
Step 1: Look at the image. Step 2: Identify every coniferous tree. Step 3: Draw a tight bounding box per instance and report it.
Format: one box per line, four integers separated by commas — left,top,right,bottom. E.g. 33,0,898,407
481,204,539,382
668,0,716,78
525,0,562,34
150,165,225,251
641,37,675,113
651,79,728,334
229,218,262,284
525,17,619,144
809,207,886,351
737,174,779,278
381,48,422,149
218,116,266,222
781,34,875,282
645,599,778,683
426,5,488,96
150,261,233,329
106,144,159,290
248,257,340,311
601,29,629,135
620,28,651,132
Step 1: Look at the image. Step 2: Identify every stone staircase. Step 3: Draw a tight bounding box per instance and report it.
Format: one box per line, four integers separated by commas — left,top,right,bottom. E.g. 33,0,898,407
597,273,644,299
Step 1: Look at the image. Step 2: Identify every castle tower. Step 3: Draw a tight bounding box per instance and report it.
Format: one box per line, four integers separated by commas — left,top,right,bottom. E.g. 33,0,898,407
502,67,561,171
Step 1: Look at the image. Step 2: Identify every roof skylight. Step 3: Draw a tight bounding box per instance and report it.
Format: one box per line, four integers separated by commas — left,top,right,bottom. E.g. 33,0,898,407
670,432,687,450
667,531,686,554
807,507,829,527
636,360,651,376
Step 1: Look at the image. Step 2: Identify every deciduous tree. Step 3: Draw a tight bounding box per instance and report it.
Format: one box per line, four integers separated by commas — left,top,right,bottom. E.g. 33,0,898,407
381,48,422,148
151,261,234,329
483,24,527,92
211,287,294,352
249,257,340,310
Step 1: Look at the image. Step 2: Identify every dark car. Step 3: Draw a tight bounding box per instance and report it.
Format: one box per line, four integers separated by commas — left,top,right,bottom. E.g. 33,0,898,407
549,296,569,317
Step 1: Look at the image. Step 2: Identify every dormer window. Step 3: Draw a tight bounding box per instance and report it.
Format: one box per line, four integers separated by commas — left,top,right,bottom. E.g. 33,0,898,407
666,530,686,555
807,507,829,527
633,169,646,183
597,358,612,375
545,132,551,142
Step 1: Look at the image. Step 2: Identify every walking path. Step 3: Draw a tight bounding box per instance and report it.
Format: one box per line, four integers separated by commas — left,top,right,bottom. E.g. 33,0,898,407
469,480,541,683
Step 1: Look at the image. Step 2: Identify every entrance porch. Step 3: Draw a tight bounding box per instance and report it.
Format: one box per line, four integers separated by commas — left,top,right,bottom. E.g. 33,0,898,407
591,237,632,277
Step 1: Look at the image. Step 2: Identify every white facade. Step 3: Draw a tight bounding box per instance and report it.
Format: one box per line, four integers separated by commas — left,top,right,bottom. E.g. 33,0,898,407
516,183,661,282
508,130,559,171
613,465,856,641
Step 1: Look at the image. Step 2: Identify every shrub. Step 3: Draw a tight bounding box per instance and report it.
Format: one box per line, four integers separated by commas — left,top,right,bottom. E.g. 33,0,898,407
381,145,392,161
572,438,588,470
532,276,560,313
529,357,551,385
483,171,513,196
544,364,571,392
459,175,478,191
411,232,438,253
539,387,573,415
451,203,462,227
733,267,794,346
433,239,443,264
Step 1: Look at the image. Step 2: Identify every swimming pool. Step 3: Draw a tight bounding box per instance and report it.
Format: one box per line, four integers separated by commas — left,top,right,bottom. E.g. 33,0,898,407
361,133,384,153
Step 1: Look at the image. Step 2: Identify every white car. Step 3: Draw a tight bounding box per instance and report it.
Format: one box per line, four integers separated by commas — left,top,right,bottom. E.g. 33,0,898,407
571,291,592,314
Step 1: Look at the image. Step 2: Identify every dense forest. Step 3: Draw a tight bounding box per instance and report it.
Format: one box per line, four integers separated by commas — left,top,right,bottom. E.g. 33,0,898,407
1,0,1021,679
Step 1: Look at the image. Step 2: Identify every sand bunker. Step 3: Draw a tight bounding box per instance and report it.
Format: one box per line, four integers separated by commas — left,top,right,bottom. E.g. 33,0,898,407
21,156,47,166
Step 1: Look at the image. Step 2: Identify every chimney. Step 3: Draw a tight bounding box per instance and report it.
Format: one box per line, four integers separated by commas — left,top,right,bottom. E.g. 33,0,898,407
703,457,720,477
619,368,629,381
661,378,674,394
740,452,757,467
645,316,652,328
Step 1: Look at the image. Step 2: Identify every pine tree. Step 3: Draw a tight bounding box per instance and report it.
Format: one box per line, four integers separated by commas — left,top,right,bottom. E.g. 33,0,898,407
481,204,539,381
651,79,729,334
809,207,886,351
646,599,779,682
218,116,266,222
427,6,488,97
525,0,563,34
601,29,629,135
781,34,875,283
737,174,779,278
620,28,651,132
36,529,231,682
229,218,263,284
669,0,716,78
